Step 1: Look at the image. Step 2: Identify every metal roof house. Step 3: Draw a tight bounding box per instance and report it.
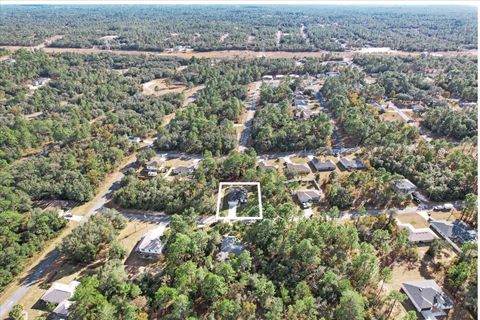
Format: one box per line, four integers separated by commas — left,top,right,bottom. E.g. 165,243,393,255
430,220,477,245
136,225,167,259
311,158,336,172
402,280,453,320
339,158,366,171
393,179,418,194
216,236,245,261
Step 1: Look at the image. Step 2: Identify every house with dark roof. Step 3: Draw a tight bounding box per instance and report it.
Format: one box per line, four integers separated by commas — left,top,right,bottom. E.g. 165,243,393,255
430,220,477,245
226,187,248,207
285,162,312,175
393,179,417,195
339,157,366,171
402,280,453,319
216,236,245,261
311,158,336,172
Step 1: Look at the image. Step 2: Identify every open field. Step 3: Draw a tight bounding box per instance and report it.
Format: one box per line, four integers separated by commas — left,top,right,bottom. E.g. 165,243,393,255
142,78,185,96
1,45,476,61
380,111,404,122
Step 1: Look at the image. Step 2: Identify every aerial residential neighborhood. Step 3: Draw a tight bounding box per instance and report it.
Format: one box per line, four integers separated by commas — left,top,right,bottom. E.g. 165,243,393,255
0,2,478,320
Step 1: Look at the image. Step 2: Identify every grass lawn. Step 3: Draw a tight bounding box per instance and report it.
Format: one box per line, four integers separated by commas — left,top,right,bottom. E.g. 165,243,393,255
289,157,310,164
428,210,461,222
395,213,430,228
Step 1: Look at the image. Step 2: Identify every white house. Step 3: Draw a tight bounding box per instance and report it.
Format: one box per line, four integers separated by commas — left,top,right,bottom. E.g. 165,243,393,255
136,224,167,259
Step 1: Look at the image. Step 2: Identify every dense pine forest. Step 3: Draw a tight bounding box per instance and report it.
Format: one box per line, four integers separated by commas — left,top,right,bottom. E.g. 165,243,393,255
0,5,477,52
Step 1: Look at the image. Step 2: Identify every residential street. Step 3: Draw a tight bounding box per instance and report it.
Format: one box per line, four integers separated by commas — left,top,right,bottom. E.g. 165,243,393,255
0,142,154,318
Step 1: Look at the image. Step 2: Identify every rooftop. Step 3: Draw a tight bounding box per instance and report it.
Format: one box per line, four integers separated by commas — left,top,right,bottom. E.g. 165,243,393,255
430,220,477,244
339,157,366,170
402,280,453,316
217,236,245,261
137,225,167,255
295,190,321,203
41,281,80,304
311,158,336,171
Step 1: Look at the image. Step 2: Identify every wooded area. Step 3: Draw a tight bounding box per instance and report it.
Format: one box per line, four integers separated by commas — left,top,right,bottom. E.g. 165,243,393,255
0,6,477,52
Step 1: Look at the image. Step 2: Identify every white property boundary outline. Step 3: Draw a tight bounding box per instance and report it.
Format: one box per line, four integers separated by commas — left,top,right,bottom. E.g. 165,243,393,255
216,182,263,221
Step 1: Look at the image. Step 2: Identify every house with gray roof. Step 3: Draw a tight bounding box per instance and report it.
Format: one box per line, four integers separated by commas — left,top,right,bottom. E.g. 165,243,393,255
339,157,366,171
402,280,453,319
285,162,312,175
41,280,80,305
41,280,80,317
430,220,477,245
216,236,245,261
295,190,321,208
172,164,196,175
311,158,336,172
393,178,417,195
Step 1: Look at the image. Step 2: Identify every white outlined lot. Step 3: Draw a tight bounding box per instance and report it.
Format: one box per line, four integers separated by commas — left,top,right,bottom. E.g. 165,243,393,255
216,182,263,221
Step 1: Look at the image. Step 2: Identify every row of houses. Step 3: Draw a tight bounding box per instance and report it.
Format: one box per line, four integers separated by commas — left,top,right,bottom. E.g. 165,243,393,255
261,157,367,176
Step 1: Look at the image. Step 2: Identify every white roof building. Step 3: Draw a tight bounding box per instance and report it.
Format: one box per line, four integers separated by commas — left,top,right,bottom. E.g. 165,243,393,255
136,225,167,258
